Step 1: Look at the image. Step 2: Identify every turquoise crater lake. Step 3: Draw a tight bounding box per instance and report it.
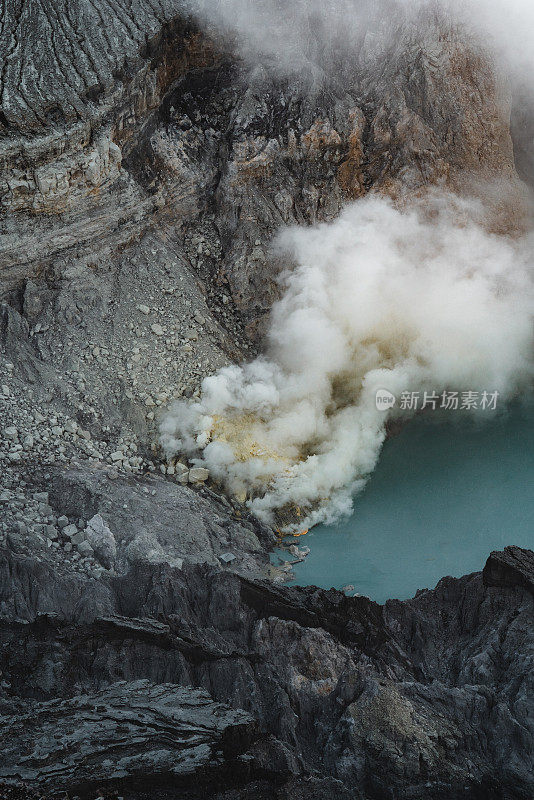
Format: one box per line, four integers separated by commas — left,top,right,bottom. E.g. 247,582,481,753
279,404,534,604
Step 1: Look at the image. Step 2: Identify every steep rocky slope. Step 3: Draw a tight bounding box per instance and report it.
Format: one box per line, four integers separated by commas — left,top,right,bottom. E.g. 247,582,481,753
1,0,531,469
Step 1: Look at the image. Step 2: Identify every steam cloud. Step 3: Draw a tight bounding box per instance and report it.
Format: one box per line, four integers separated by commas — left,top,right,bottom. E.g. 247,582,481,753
161,0,534,528
161,195,534,528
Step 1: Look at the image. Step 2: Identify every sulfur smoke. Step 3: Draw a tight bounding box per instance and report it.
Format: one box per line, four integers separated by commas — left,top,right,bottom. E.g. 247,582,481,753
161,0,534,528
161,195,534,528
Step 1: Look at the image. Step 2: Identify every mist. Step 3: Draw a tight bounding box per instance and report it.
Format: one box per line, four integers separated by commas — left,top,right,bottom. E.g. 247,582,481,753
161,194,534,527
189,0,534,90
438,0,534,83
190,0,378,78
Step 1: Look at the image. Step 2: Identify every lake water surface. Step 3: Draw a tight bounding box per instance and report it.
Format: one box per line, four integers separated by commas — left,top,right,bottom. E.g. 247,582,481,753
281,404,534,603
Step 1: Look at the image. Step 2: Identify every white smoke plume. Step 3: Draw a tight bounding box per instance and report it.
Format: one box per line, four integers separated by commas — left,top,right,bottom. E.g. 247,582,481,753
160,0,534,528
161,194,534,528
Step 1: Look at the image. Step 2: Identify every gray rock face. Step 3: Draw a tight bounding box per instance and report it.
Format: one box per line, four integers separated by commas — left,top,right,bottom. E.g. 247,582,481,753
0,680,254,792
45,464,275,576
0,0,184,134
483,544,534,593
0,546,532,799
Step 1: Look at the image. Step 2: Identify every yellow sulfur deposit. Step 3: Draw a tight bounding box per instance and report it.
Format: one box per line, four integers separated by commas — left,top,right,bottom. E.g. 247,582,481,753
209,413,292,465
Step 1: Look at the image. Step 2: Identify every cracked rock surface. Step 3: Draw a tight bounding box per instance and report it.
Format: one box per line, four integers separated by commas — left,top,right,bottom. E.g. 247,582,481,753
0,681,254,791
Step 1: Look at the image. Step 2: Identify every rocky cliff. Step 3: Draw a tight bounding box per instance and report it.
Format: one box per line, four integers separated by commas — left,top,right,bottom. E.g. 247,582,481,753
1,0,532,528
0,544,532,798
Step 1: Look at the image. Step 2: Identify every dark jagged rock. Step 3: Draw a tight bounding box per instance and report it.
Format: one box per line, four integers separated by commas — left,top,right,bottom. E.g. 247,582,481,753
0,547,532,799
483,545,534,593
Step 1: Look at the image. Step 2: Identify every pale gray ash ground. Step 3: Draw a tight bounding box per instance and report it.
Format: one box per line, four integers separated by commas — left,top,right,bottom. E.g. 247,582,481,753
0,1,533,798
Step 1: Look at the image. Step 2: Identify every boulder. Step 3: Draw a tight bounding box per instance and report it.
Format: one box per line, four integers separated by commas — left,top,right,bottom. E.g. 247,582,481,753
85,514,117,569
189,467,209,483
